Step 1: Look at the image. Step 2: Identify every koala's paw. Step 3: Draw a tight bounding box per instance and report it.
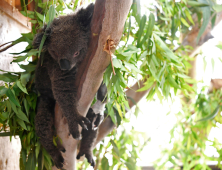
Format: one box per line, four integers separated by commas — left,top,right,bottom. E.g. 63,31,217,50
78,116,91,130
52,152,64,169
69,128,82,140
76,151,95,167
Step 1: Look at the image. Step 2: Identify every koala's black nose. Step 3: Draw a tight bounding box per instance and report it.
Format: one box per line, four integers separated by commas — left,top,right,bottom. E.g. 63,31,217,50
60,59,71,70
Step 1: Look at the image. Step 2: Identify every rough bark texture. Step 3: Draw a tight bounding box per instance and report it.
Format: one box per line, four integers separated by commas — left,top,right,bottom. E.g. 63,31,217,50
53,0,132,169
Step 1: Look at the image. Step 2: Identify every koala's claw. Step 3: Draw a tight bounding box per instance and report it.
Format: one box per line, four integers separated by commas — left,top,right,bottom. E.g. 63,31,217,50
76,152,95,167
76,152,83,160
78,121,88,130
77,116,90,130
82,117,91,125
86,154,95,167
60,147,66,153
53,152,64,169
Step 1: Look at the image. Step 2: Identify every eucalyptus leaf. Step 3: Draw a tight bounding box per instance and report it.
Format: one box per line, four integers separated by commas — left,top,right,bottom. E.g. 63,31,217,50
197,105,220,122
6,88,20,107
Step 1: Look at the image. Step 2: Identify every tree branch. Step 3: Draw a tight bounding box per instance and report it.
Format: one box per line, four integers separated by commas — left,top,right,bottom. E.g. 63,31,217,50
53,0,132,169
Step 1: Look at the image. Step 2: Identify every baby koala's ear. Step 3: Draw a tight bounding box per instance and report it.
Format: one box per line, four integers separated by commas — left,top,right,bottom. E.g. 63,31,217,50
33,25,51,50
76,3,94,27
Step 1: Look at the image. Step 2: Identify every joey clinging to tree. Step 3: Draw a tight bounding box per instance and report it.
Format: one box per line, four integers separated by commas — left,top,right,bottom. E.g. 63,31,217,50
77,82,107,167
33,3,94,169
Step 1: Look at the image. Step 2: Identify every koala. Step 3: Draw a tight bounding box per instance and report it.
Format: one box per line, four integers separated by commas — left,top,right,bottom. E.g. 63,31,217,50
33,3,94,169
77,82,107,167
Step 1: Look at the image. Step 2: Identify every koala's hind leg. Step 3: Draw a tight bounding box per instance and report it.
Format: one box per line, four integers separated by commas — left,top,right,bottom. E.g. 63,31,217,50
35,96,64,169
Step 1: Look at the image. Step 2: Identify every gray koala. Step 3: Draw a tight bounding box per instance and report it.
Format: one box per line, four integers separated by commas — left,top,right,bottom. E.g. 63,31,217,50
33,3,94,169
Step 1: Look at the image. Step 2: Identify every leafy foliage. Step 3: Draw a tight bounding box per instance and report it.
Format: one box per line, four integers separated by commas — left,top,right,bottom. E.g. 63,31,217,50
0,0,221,169
154,86,222,170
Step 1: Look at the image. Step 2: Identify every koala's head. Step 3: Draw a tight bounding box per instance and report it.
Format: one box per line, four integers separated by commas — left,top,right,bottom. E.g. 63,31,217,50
33,3,94,71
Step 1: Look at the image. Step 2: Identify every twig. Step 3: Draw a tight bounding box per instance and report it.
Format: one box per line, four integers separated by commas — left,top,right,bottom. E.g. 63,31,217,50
0,44,15,53
0,41,13,48
103,36,116,75
108,42,116,75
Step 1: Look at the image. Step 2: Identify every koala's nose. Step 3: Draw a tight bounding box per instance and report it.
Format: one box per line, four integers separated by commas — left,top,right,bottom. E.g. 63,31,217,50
60,59,71,70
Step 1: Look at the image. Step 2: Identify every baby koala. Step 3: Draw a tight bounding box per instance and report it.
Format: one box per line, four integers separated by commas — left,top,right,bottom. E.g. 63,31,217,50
77,82,107,167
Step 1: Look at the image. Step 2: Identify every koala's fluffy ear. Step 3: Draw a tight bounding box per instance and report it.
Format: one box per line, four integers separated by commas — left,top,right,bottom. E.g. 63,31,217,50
76,3,94,27
33,25,51,49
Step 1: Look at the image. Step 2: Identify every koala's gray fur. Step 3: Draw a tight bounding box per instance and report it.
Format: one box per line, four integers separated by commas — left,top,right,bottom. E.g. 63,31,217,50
33,3,94,169
77,82,107,167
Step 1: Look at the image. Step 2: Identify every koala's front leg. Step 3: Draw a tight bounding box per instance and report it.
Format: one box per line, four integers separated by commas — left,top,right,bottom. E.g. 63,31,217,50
50,68,90,140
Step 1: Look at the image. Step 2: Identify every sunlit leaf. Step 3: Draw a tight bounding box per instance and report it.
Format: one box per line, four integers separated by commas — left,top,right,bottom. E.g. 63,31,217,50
197,105,220,122
6,88,20,107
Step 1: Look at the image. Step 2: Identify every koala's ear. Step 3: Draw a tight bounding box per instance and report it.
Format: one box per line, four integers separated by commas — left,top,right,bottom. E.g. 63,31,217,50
76,3,94,27
33,25,51,49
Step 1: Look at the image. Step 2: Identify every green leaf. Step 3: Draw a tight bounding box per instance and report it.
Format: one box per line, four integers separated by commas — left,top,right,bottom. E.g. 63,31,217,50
137,15,147,47
125,157,136,170
187,1,209,7
74,0,79,9
185,9,194,25
113,58,123,68
12,55,28,62
196,6,211,44
111,140,120,157
38,34,47,58
101,157,109,170
26,152,36,170
6,88,20,107
53,136,57,146
154,34,179,63
46,5,56,25
23,98,29,116
21,72,31,86
6,100,11,113
17,108,30,123
146,87,156,100
177,73,190,79
197,105,220,122
115,103,123,120
0,112,7,121
35,142,41,160
140,13,155,47
0,87,7,96
35,11,44,21
17,81,28,94
181,17,190,27
38,150,44,170
167,75,180,89
0,73,18,82
17,119,27,130
137,80,155,92
10,100,19,114
213,5,222,12
124,62,142,74
216,42,222,50
19,64,36,72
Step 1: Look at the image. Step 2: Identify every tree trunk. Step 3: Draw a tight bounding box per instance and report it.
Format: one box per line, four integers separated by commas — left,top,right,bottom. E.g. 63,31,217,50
53,0,132,169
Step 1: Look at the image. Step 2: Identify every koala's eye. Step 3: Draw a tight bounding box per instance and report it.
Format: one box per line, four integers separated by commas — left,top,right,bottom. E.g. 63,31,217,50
74,51,80,57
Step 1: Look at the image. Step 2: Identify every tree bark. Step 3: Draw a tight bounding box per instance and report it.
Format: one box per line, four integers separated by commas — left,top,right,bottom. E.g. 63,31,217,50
53,0,132,169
